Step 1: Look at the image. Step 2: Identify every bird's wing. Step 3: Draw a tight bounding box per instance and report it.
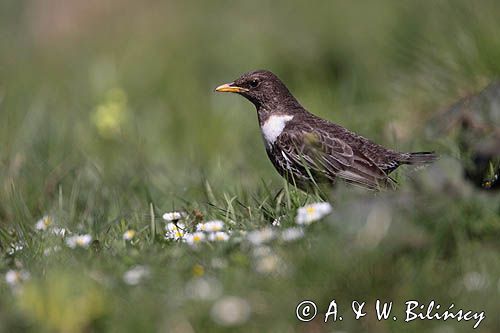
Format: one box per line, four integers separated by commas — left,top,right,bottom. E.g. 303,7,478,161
275,127,392,190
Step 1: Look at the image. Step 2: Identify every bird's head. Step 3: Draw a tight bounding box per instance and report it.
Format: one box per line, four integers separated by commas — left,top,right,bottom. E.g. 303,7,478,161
215,70,299,109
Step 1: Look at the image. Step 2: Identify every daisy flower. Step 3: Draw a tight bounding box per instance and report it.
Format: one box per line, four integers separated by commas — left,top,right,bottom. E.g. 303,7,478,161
123,229,136,241
65,234,92,248
211,296,251,327
35,215,53,231
162,211,184,222
165,222,186,232
247,227,276,245
295,202,332,225
185,277,222,300
5,269,30,287
186,232,206,246
208,231,230,242
254,253,281,274
123,265,150,285
165,223,187,241
281,227,305,242
197,220,224,232
165,229,188,241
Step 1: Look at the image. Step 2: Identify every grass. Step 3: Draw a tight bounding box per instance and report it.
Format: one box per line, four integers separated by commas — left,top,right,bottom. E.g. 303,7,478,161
1,1,500,332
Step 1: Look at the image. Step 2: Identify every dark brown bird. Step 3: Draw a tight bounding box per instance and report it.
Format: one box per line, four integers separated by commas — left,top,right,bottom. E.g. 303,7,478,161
215,70,437,191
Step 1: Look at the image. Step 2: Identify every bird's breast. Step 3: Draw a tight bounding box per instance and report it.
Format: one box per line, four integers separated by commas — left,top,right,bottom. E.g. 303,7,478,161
260,114,294,149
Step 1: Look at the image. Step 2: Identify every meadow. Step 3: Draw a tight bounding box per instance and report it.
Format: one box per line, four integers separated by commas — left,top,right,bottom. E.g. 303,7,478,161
1,1,500,332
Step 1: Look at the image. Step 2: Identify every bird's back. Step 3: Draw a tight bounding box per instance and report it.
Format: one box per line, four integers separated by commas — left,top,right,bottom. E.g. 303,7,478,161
285,112,405,172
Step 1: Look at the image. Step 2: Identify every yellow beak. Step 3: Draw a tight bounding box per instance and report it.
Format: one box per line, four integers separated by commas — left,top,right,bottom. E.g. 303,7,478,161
214,82,249,93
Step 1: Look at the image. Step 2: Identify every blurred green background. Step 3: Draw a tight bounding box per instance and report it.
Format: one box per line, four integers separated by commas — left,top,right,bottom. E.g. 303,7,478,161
1,1,500,332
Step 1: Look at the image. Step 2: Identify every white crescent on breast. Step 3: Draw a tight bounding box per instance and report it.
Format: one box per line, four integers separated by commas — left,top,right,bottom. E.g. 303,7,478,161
261,115,294,148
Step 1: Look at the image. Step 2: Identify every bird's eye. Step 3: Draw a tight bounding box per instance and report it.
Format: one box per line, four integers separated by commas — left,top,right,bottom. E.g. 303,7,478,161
249,79,260,88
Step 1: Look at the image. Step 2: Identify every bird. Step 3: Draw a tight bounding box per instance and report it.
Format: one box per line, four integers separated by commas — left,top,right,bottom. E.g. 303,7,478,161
215,70,437,191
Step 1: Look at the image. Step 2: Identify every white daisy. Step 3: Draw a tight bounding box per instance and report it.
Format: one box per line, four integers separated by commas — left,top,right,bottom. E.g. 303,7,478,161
197,220,225,232
165,222,188,240
246,227,276,245
5,269,30,287
208,231,230,242
186,232,206,246
211,296,251,326
295,202,332,225
123,229,136,241
165,230,188,241
162,211,184,222
35,215,53,231
165,222,186,232
65,234,92,248
185,277,222,300
254,253,281,274
281,227,305,242
123,265,150,285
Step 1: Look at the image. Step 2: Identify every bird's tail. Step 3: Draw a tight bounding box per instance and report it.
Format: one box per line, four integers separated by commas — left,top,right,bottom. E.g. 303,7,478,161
400,152,439,165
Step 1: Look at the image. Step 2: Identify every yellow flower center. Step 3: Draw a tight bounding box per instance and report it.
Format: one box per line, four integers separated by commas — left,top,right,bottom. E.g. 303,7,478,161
306,207,316,214
192,264,205,277
43,217,52,227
